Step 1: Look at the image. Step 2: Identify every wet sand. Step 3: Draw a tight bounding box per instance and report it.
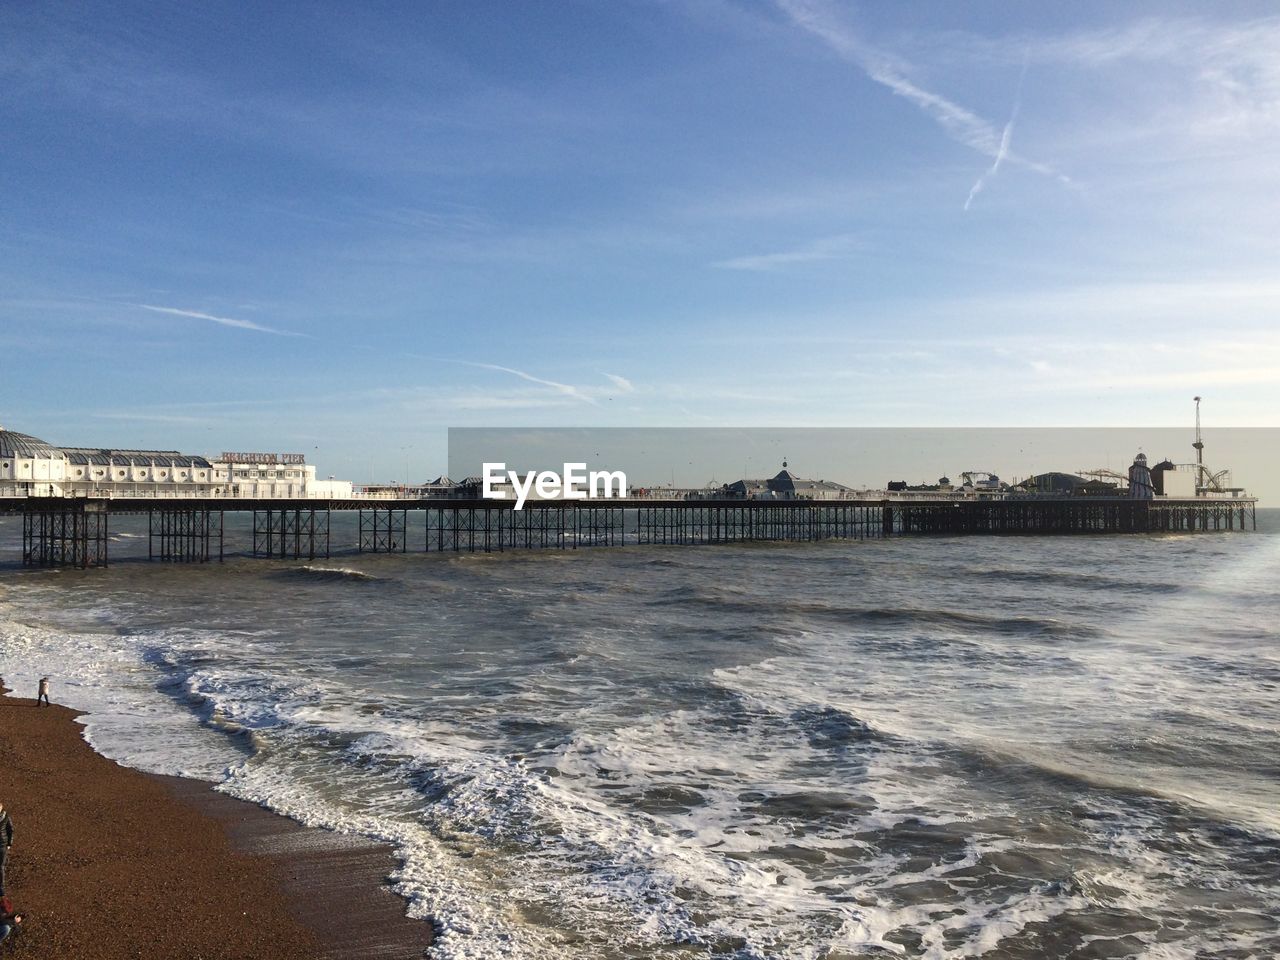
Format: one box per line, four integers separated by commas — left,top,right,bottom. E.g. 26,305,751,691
0,690,432,959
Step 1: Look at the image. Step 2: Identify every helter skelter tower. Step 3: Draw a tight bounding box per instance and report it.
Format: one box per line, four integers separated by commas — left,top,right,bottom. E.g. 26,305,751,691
1128,452,1155,499
1193,395,1206,491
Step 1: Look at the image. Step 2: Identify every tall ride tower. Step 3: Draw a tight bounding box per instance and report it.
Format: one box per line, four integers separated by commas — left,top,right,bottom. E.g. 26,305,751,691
1193,396,1206,491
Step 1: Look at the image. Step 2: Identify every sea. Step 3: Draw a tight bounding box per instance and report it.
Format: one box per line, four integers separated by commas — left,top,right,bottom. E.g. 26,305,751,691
1,510,1278,960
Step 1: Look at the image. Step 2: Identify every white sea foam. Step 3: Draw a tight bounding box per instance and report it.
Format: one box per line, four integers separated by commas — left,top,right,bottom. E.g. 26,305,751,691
0,604,245,779
293,565,382,582
0,603,539,958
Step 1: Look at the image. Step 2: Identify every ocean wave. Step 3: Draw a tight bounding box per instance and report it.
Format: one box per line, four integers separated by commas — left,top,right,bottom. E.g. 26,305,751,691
276,565,385,583
661,588,1096,640
968,566,1182,594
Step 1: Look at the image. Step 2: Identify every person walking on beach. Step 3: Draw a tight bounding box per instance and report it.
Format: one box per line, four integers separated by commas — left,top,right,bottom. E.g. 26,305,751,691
36,677,50,708
0,804,12,896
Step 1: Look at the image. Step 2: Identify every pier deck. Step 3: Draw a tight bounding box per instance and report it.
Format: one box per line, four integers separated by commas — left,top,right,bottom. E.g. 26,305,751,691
0,495,1257,568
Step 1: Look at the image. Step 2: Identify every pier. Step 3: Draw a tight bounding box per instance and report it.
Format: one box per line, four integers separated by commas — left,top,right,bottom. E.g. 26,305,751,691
0,495,1258,569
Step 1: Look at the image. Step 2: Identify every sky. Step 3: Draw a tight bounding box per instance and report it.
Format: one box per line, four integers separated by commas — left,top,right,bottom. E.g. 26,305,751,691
3,1,1279,483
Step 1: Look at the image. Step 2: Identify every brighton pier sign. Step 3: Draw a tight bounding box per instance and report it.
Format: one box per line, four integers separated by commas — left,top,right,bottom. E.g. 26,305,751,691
220,452,308,465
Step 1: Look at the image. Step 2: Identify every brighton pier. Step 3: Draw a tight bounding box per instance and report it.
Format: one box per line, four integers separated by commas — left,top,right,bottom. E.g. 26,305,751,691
0,426,1258,569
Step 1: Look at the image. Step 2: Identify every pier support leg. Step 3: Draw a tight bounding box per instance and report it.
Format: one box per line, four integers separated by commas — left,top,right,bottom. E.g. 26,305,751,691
22,501,108,569
254,507,329,560
359,507,406,553
149,506,222,562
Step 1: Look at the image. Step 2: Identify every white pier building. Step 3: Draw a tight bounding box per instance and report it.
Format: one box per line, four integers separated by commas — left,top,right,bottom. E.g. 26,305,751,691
0,426,352,499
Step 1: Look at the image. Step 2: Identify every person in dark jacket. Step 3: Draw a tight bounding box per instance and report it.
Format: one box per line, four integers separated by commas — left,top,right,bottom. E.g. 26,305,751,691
0,894,23,943
0,804,11,896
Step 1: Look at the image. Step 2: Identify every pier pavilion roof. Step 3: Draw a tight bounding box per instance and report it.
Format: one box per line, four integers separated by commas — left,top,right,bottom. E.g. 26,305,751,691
0,425,217,469
725,468,853,499
768,469,851,496
0,428,60,459
62,448,213,468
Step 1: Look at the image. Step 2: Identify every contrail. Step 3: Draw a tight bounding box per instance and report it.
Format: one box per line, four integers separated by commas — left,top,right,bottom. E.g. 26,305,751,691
964,61,1028,211
135,303,301,336
447,360,599,405
963,114,1016,210
776,2,1070,191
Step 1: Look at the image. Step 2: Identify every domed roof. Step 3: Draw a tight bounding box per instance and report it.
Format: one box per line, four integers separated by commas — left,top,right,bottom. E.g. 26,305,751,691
0,427,61,458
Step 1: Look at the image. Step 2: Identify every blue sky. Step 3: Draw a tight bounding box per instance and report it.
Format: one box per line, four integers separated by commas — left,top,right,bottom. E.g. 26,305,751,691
3,1,1278,481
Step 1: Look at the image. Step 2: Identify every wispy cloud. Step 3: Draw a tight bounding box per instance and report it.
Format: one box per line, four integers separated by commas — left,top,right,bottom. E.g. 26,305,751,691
898,17,1280,152
447,360,600,405
1044,18,1280,137
999,16,1280,74
776,0,1069,187
604,373,635,393
134,304,301,337
713,233,863,271
429,391,584,412
368,383,601,414
89,411,207,424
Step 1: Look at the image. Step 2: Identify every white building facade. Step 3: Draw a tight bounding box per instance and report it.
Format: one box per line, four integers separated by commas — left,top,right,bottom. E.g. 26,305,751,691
0,428,352,499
